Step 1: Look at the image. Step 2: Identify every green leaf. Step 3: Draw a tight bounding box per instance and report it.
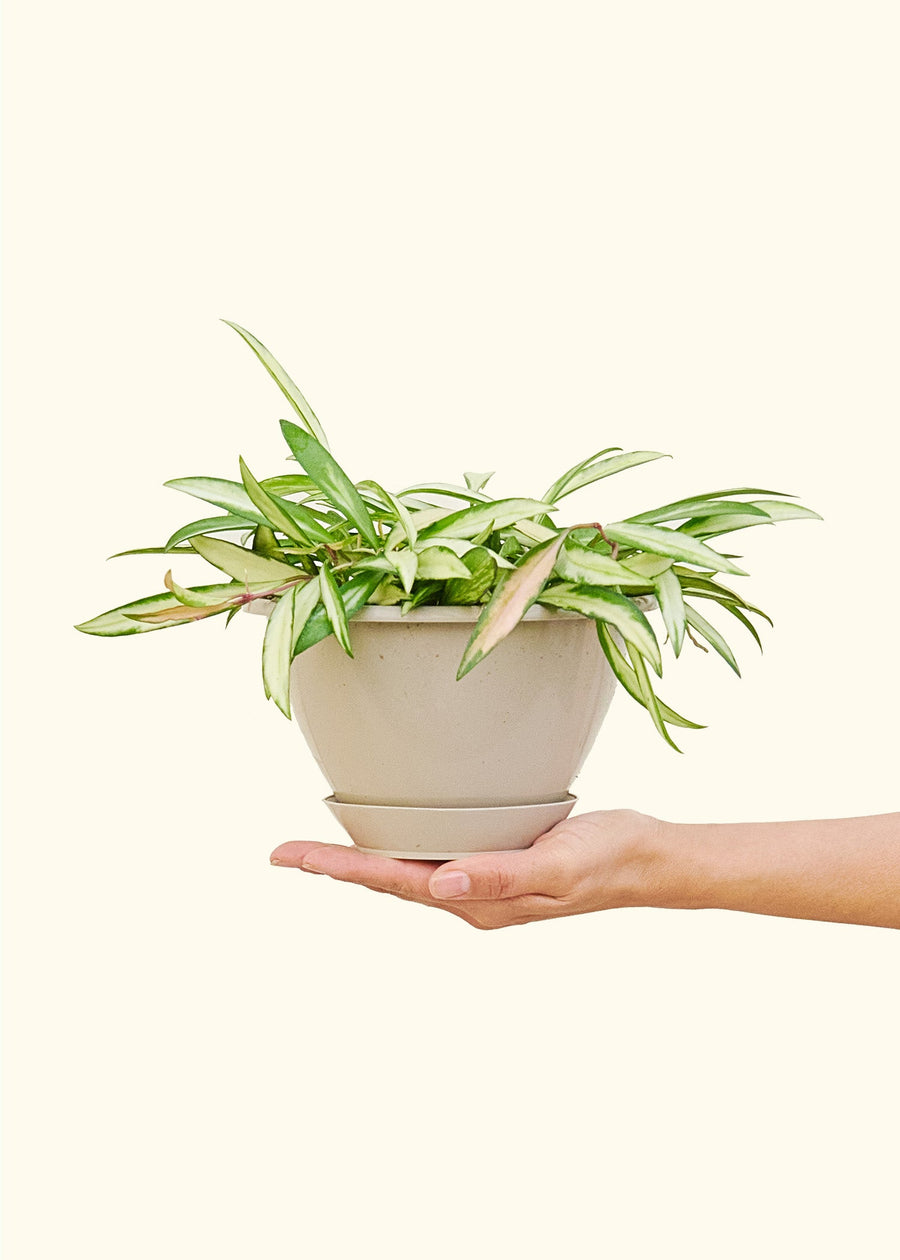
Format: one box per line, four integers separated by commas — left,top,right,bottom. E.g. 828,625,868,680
262,577,321,717
464,471,495,493
714,601,765,651
164,477,332,542
538,583,662,676
392,549,419,593
617,553,674,579
684,500,822,538
260,474,319,497
543,450,669,503
655,566,686,656
603,521,749,577
239,456,314,546
419,498,556,543
75,583,257,636
542,447,622,504
222,320,330,449
348,555,397,575
672,570,773,625
189,535,302,583
318,561,353,655
554,540,648,588
367,577,405,604
280,420,379,548
514,518,559,544
252,524,286,559
415,546,471,581
358,480,418,548
681,513,777,538
401,581,443,614
164,514,256,551
457,533,570,678
163,569,227,607
746,500,821,523
597,624,704,729
443,547,497,604
626,642,682,752
684,602,741,675
399,483,489,504
625,499,772,526
384,508,448,550
286,571,382,654
109,546,199,557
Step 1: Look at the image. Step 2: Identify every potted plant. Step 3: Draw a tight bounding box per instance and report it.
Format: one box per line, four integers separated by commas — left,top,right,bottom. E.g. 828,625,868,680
76,322,821,859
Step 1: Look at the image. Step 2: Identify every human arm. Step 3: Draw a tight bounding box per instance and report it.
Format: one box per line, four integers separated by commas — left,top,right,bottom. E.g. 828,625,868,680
269,810,900,931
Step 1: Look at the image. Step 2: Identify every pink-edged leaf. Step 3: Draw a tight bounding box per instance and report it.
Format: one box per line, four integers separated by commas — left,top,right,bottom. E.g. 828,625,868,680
456,532,567,679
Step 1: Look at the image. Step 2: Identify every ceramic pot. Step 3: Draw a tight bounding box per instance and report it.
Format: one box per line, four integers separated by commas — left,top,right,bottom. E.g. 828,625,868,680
253,603,616,858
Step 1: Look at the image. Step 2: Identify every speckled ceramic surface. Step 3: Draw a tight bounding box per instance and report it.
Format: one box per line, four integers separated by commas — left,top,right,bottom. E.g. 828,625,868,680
283,605,616,808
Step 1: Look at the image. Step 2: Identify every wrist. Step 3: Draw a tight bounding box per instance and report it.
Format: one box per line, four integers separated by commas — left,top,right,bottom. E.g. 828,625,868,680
632,817,717,911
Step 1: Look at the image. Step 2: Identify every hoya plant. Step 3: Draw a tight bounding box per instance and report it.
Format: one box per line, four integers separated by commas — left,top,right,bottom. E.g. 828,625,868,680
76,322,821,750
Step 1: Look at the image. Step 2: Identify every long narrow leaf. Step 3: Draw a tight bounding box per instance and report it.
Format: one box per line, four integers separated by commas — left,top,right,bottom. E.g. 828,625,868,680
655,566,686,656
164,514,256,551
625,499,771,526
538,583,662,676
165,476,332,543
457,533,570,678
280,420,379,548
544,450,669,502
359,480,418,548
672,570,773,625
603,521,749,577
223,321,331,449
262,577,321,717
190,535,302,583
542,447,622,504
597,624,704,729
684,602,741,675
399,483,490,504
626,641,682,751
75,583,258,637
163,569,228,608
554,540,648,588
294,570,383,655
240,456,312,546
318,561,353,655
419,498,556,543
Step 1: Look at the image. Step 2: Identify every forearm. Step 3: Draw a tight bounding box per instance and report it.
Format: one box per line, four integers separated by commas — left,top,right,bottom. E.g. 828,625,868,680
652,813,900,928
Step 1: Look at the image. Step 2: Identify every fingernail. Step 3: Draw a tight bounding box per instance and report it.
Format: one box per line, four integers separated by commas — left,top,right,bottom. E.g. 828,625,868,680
430,871,471,899
300,856,328,874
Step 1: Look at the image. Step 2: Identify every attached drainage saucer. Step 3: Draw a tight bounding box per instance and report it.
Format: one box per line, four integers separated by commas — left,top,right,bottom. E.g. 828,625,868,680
324,795,577,861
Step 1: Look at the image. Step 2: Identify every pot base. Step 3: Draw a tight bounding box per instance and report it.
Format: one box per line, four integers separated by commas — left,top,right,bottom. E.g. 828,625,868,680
324,794,577,861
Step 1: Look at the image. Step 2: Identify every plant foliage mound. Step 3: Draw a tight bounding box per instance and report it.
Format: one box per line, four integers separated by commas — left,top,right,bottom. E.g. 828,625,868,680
76,322,821,749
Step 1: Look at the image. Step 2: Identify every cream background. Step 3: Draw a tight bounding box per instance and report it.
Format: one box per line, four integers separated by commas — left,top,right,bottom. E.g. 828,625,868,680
4,2,899,1256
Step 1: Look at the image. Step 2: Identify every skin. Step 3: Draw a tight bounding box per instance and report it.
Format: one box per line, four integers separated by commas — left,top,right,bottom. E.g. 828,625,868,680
269,810,900,931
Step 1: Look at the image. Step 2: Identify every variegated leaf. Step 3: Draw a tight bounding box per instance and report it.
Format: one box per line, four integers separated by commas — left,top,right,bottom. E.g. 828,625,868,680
603,521,749,576
190,535,301,583
280,420,379,548
538,583,662,676
223,321,331,448
457,533,569,678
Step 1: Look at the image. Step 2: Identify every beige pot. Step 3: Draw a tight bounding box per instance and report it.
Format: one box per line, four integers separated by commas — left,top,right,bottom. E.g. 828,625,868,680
253,603,616,858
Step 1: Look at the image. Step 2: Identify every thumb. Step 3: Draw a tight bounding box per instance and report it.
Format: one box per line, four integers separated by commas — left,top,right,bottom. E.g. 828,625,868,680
428,845,555,902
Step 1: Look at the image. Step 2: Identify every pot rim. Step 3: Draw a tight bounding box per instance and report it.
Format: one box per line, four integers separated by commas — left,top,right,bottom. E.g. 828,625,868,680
346,604,583,623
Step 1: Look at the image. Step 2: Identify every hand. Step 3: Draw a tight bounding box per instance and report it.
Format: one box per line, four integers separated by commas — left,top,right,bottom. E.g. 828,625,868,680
269,809,665,930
